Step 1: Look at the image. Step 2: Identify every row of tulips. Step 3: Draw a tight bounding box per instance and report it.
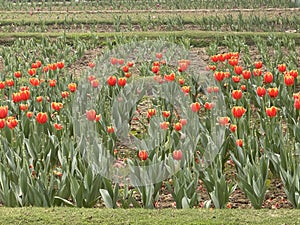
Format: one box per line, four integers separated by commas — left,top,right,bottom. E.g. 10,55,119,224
0,36,299,209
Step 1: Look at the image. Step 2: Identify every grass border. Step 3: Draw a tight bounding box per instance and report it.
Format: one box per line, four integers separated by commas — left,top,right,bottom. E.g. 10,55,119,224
1,31,300,47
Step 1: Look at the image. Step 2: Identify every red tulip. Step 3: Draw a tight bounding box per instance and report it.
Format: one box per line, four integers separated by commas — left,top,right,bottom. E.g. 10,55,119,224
214,71,225,82
0,106,8,119
0,81,5,89
204,102,214,110
236,139,243,147
147,109,156,118
232,76,240,83
256,86,266,97
57,61,64,69
218,117,230,125
36,96,43,103
68,83,77,92
230,124,237,132
191,102,201,112
14,71,22,78
19,104,29,111
156,53,163,59
122,66,129,73
107,126,114,133
48,63,57,71
49,79,57,87
28,68,36,76
91,79,99,88
88,62,95,68
241,85,246,91
234,65,243,75
242,70,251,80
263,72,273,83
124,72,131,78
289,70,298,78
294,98,300,110
173,122,182,131
86,109,96,121
51,102,63,111
54,123,63,130
228,58,238,66
162,111,170,118
6,79,14,87
284,74,294,86
12,92,22,103
6,117,18,129
152,66,160,74
138,150,148,161
253,68,262,77
278,64,286,73
160,121,169,130
232,90,242,100
107,76,117,86
179,119,187,126
181,86,190,94
127,61,134,67
164,73,175,82
173,150,183,161
254,61,263,69
118,77,127,87
61,91,69,98
268,87,279,98
266,106,277,117
36,112,48,124
0,119,5,129
26,111,33,119
110,57,118,65
232,106,246,118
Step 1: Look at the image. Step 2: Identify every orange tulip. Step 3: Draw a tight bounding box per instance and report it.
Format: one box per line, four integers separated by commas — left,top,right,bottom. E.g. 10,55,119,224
232,106,246,118
36,112,48,124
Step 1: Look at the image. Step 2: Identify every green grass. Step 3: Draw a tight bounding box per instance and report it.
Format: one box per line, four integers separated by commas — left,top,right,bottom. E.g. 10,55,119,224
0,208,299,225
1,31,300,47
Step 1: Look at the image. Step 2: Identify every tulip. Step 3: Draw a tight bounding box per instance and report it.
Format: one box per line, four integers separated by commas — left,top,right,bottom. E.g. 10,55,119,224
138,150,148,161
26,111,33,119
36,96,43,102
181,86,190,94
36,112,48,124
6,117,18,129
173,122,182,131
256,86,266,97
210,55,218,62
147,109,156,118
242,70,251,80
254,61,263,69
6,79,14,87
236,139,243,147
263,72,273,83
0,119,5,129
162,111,170,118
19,104,29,111
294,99,300,110
228,58,238,66
68,83,77,92
160,121,169,130
156,53,163,59
284,74,294,86
232,76,240,83
179,119,187,126
118,77,127,87
266,106,277,117
61,91,69,98
232,90,242,100
267,87,279,98
234,65,243,75
107,76,117,86
253,68,262,76
232,106,246,118
29,78,40,86
122,66,129,73
0,106,8,119
86,109,96,121
152,66,160,74
49,79,57,87
173,150,183,161
191,102,201,112
164,73,175,81
204,102,214,110
54,123,63,130
57,61,64,69
14,71,22,78
107,126,114,133
230,124,237,132
88,62,95,68
278,64,286,73
218,117,230,125
214,71,225,82
0,81,5,89
28,68,36,76
51,102,63,111
289,70,298,78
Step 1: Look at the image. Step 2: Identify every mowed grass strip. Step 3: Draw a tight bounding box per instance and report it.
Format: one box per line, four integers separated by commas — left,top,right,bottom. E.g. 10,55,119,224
1,31,300,47
0,208,299,225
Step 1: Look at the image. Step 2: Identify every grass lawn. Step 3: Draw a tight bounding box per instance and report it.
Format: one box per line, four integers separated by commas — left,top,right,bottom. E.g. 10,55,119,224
0,208,299,225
